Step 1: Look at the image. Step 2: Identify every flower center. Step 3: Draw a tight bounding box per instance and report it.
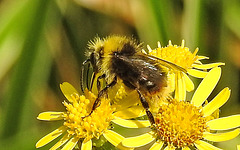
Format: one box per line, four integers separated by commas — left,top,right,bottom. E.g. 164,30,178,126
149,41,198,70
63,90,115,141
155,100,208,148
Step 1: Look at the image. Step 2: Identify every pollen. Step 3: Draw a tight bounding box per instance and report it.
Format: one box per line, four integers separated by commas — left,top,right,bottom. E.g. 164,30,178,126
63,90,115,141
149,40,198,70
155,100,209,148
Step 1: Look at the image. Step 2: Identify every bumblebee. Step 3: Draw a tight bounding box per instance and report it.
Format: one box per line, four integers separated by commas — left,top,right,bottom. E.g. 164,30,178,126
81,35,186,125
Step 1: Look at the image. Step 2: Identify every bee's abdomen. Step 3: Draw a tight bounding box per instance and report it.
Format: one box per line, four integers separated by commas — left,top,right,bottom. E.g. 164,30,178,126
111,53,168,94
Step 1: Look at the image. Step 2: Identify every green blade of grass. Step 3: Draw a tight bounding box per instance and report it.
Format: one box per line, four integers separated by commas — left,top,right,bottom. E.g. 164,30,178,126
182,0,202,50
1,0,50,138
224,0,240,38
0,0,40,81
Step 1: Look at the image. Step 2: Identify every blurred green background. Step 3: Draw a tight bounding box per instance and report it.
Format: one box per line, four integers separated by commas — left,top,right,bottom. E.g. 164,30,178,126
0,0,240,149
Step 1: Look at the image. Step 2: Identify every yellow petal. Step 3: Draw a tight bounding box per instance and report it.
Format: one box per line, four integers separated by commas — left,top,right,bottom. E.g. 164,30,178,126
149,141,164,150
168,73,176,92
237,145,240,150
203,128,240,142
207,115,240,130
112,117,150,128
194,140,222,150
114,105,145,119
195,60,203,64
103,130,123,147
174,73,180,101
103,130,133,150
36,126,67,148
122,131,155,147
202,88,230,117
50,134,70,150
81,139,92,150
197,56,209,60
174,72,186,101
60,82,79,103
191,67,221,107
164,145,175,150
183,72,194,92
62,136,80,150
37,112,64,121
109,83,139,110
192,63,225,69
182,147,191,150
187,68,208,78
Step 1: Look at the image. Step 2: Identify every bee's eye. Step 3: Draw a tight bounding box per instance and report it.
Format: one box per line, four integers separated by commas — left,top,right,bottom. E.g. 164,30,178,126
90,52,96,65
113,52,118,56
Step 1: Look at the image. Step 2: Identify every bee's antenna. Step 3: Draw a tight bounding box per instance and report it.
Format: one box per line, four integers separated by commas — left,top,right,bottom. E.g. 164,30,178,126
81,59,90,93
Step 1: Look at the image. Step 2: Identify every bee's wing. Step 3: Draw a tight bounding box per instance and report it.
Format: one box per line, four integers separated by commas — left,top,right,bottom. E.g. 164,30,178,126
144,54,187,73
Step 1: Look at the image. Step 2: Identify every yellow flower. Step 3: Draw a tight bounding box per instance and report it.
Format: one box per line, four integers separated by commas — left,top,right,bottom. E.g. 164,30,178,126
121,67,240,150
36,82,136,150
146,40,224,101
91,73,145,116
108,81,141,111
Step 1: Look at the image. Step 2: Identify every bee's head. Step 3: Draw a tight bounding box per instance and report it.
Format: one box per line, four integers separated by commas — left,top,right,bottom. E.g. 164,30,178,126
86,37,104,72
102,35,141,56
89,51,99,72
86,35,141,72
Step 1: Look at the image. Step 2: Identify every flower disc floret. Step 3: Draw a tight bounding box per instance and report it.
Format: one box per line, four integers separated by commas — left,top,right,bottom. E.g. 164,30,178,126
36,82,138,150
155,100,209,148
63,91,115,142
149,41,198,70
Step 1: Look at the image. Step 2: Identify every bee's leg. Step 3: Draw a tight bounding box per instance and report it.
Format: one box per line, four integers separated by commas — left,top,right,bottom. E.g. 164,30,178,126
89,72,96,91
122,80,155,125
136,90,155,125
97,74,106,92
86,63,90,90
80,59,90,93
82,76,117,118
97,76,117,97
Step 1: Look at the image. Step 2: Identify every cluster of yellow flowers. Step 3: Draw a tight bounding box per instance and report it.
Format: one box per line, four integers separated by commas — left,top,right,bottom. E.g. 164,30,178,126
36,41,240,150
